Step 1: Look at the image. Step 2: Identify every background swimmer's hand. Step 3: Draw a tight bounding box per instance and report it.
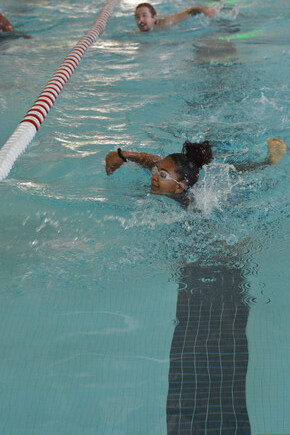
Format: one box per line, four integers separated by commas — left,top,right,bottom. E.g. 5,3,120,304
105,151,124,175
200,6,216,18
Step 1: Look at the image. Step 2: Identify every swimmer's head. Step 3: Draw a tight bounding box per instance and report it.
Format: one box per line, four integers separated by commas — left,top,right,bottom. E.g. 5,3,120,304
150,156,188,198
135,3,157,32
150,141,213,200
170,140,214,187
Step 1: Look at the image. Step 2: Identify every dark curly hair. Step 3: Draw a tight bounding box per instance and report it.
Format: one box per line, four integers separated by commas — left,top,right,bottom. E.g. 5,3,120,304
168,140,213,187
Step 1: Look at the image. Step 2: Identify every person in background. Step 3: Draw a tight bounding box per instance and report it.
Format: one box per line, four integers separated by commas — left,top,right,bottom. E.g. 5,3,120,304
135,2,216,32
0,13,14,32
0,13,31,39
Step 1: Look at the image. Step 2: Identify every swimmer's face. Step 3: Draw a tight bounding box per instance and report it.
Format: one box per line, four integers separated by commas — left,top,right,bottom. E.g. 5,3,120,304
150,157,187,198
135,6,156,32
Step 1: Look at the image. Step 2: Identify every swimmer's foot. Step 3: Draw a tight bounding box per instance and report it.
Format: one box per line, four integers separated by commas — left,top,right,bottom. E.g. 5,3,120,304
266,137,287,165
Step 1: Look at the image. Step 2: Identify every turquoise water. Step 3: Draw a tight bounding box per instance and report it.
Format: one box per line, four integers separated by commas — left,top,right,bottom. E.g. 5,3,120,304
0,0,289,434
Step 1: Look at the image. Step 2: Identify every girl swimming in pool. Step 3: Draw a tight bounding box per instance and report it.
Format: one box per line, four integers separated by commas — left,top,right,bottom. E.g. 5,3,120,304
105,138,286,205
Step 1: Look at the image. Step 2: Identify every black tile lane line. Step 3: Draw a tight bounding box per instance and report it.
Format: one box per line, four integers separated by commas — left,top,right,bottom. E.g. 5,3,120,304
167,262,251,435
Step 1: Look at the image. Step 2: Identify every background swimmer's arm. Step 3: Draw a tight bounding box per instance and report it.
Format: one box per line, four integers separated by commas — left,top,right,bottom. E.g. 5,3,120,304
105,150,161,175
187,6,216,18
158,6,216,26
234,138,287,172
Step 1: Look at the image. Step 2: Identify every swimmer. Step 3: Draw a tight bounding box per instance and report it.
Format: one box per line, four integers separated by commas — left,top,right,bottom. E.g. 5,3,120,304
0,13,31,38
0,13,14,32
135,2,216,32
105,138,286,205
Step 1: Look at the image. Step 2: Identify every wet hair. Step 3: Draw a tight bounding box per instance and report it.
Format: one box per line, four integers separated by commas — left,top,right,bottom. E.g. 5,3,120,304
135,3,157,17
169,140,213,188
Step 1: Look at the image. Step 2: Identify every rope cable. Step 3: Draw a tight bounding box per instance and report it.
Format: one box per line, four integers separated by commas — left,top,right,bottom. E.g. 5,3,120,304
0,0,120,181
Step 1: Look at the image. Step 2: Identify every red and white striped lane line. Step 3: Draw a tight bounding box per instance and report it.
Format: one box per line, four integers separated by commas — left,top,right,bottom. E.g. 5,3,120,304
0,0,120,181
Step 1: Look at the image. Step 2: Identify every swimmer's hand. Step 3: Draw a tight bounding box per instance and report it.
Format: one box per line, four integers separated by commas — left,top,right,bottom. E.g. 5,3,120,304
21,33,32,39
105,151,124,175
266,137,287,165
200,6,216,18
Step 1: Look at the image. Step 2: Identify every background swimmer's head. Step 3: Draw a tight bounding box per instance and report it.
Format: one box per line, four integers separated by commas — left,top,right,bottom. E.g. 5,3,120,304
169,140,214,188
135,3,157,17
135,3,157,32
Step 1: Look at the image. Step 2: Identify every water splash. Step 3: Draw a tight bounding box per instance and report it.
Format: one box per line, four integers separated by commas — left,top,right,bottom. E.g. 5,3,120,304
190,162,241,216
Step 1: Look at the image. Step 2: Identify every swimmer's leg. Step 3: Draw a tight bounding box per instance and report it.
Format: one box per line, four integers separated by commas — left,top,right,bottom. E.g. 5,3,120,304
266,137,287,165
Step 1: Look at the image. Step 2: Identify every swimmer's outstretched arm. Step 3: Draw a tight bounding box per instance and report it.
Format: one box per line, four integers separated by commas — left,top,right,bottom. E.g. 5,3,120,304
105,150,161,175
158,6,216,27
235,138,287,171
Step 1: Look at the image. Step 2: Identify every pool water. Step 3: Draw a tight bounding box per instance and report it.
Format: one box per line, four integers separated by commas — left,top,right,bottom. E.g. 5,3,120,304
0,0,289,434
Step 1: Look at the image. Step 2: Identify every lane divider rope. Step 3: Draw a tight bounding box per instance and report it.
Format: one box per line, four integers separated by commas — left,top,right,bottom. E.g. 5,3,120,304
0,0,120,181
